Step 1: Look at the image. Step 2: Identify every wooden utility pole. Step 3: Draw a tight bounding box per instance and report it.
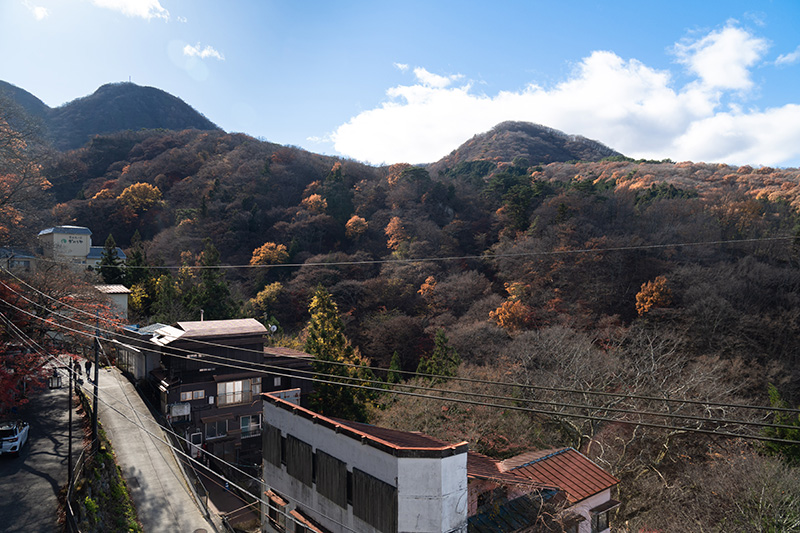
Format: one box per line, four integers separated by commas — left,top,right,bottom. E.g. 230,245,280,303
67,361,73,484
91,315,99,454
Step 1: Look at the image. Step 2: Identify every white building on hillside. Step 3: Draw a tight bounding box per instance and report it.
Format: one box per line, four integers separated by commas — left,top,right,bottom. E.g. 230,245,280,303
38,225,126,267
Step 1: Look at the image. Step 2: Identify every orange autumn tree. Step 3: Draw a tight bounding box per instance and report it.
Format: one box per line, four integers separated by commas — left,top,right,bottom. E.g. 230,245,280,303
345,215,368,240
301,193,328,214
635,275,672,316
385,216,408,250
490,282,535,332
250,242,289,266
0,100,50,241
117,182,163,212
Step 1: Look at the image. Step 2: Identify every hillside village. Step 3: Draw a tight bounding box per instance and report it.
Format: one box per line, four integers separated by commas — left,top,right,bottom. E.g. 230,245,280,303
2,81,800,533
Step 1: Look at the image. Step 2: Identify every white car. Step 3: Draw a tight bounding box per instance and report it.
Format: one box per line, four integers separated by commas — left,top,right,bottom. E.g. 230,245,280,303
0,420,29,456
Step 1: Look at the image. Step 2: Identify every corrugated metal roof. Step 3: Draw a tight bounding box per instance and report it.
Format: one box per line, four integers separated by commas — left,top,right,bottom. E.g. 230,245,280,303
87,246,127,260
468,451,554,488
38,225,93,236
265,347,314,359
95,284,131,294
501,448,619,505
175,318,267,338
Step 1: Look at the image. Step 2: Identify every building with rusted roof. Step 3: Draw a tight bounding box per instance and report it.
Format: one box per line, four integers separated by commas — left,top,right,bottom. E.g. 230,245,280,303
261,393,620,533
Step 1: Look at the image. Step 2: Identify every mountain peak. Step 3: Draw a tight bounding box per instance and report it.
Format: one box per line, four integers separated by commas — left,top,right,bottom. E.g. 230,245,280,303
429,121,621,176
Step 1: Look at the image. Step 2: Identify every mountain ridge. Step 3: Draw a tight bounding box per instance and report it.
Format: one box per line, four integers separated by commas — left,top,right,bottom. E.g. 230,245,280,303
0,80,220,150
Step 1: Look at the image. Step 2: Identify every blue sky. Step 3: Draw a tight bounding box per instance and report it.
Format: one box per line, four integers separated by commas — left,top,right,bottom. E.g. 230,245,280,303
2,0,800,166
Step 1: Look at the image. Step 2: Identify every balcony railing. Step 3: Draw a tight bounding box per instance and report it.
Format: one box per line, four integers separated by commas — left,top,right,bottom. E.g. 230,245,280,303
216,390,253,406
241,427,261,439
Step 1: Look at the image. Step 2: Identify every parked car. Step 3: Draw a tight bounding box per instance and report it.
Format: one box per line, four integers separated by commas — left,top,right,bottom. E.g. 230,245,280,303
0,420,29,456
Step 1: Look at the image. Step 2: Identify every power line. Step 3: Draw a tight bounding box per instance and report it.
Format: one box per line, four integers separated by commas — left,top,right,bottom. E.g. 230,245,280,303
4,275,800,431
6,296,800,446
10,324,358,533
4,270,799,417
26,235,794,270
5,288,800,434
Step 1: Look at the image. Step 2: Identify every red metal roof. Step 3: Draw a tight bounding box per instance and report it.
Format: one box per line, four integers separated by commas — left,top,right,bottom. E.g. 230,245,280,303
501,448,619,504
467,451,554,488
500,448,619,504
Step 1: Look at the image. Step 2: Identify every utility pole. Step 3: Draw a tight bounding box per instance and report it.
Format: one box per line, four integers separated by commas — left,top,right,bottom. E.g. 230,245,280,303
67,360,73,485
91,314,99,454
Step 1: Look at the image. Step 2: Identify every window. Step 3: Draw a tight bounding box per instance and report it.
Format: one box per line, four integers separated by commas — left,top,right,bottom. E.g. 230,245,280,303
316,450,347,508
263,423,282,466
180,390,205,401
240,414,261,439
205,420,227,439
286,435,313,486
352,468,397,533
266,490,288,532
592,511,610,532
590,500,619,533
273,376,282,387
217,378,260,405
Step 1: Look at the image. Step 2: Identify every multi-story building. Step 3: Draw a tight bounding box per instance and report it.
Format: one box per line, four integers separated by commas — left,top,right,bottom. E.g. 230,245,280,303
140,318,313,465
37,225,126,267
262,393,620,533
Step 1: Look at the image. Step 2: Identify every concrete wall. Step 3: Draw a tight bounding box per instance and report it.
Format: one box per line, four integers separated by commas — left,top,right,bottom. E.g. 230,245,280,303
397,455,468,533
572,489,612,533
262,400,468,533
39,231,91,260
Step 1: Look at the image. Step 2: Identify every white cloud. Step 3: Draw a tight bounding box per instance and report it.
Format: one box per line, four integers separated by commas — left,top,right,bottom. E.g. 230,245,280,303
23,1,49,20
413,67,463,89
394,63,409,72
91,0,169,21
183,43,225,61
673,24,768,90
331,24,800,167
776,45,800,66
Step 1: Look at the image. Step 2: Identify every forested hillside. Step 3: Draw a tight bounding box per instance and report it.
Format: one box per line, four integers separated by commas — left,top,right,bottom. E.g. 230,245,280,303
4,97,800,530
0,80,220,151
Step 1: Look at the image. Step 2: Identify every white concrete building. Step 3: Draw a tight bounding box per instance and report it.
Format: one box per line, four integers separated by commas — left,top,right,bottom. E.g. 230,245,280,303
262,393,469,533
37,225,126,267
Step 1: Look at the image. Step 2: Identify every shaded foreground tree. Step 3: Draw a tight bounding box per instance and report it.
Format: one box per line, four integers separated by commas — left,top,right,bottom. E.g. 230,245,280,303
0,266,115,413
0,93,51,243
305,286,376,422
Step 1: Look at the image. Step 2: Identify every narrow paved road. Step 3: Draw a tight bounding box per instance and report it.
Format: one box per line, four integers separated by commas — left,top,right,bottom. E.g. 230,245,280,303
0,378,82,533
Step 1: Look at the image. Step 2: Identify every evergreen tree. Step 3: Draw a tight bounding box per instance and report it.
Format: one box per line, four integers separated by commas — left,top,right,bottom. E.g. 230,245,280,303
98,233,125,284
762,384,800,465
188,238,235,320
305,286,375,422
416,329,461,382
123,230,150,287
387,351,402,384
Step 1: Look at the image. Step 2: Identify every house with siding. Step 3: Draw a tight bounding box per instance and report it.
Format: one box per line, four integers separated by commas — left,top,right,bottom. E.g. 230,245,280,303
261,393,620,533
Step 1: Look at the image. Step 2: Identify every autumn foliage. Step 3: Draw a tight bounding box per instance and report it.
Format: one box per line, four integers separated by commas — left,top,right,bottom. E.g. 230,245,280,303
635,275,672,316
250,242,289,266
